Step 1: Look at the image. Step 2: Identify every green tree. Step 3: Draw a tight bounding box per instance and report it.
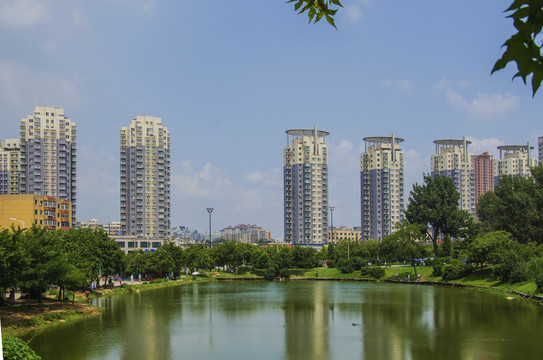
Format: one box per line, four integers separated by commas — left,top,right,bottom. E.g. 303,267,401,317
287,0,343,28
0,228,27,303
477,165,543,244
147,246,175,278
405,174,473,257
492,1,543,95
385,221,426,275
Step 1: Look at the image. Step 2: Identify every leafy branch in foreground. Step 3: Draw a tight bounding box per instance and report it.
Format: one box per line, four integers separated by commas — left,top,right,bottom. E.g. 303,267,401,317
492,0,543,96
287,0,343,29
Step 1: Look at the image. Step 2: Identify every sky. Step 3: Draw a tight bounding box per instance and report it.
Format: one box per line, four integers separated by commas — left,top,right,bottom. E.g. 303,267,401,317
0,0,541,238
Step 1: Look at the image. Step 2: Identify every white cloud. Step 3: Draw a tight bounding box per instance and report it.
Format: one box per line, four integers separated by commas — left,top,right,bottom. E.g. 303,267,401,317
336,140,354,156
465,136,504,155
245,171,263,183
0,0,49,28
0,61,80,109
345,5,363,23
244,168,281,187
73,11,89,28
172,161,232,199
41,41,58,54
437,77,520,118
382,79,413,93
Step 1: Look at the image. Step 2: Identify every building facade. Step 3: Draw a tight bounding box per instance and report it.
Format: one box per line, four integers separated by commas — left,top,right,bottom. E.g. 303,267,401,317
494,144,537,182
0,194,72,230
473,152,494,216
360,135,404,240
18,106,77,219
330,226,362,243
431,138,475,216
284,127,329,244
0,139,20,195
219,224,272,243
120,116,170,239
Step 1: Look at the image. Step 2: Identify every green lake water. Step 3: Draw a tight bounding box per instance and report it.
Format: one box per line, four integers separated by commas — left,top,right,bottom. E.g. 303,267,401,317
28,281,543,359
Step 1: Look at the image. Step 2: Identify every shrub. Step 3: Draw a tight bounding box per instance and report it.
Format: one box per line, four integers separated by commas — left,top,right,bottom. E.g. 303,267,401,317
369,266,385,279
327,260,336,268
2,337,41,360
351,257,365,271
509,267,528,284
47,288,59,296
441,260,473,281
432,264,443,277
337,259,354,274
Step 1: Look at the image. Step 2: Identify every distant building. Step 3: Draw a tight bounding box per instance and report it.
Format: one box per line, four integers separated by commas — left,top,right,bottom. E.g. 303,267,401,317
431,138,475,216
80,218,103,229
494,144,537,182
539,136,543,164
473,152,494,218
19,106,77,220
112,235,167,254
360,135,404,240
219,224,272,243
104,221,122,235
0,194,72,230
120,116,170,239
284,127,329,244
330,226,361,243
0,139,20,195
171,225,206,241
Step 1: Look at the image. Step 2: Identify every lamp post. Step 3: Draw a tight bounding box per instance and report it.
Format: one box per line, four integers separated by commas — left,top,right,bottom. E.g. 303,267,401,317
9,217,26,229
329,206,335,243
206,208,213,249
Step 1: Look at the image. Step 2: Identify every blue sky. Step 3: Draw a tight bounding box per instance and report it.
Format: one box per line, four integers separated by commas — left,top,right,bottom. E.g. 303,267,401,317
0,0,541,237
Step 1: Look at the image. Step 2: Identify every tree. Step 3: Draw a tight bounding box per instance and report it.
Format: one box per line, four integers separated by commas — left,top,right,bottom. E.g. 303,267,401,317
288,1,543,95
385,221,426,275
405,174,473,257
492,1,543,95
287,0,343,28
477,164,543,244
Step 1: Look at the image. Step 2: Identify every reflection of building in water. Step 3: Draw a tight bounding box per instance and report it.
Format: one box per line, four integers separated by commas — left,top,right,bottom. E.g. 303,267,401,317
119,292,172,359
284,281,330,360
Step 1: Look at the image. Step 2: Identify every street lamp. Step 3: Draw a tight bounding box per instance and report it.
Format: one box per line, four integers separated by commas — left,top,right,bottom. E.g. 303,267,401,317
329,206,335,243
206,208,213,249
9,217,26,229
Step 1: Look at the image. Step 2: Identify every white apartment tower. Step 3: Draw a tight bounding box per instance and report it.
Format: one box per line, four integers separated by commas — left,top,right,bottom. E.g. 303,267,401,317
120,116,170,239
494,144,537,182
0,138,21,195
360,135,405,240
19,106,77,218
431,138,475,216
284,127,329,244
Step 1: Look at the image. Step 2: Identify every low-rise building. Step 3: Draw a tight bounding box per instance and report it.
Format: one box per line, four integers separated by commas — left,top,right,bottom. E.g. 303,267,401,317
330,226,361,243
0,194,72,230
112,235,167,254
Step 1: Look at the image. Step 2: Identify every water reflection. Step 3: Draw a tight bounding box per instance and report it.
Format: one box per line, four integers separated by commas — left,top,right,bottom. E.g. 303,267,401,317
284,281,331,360
27,281,543,360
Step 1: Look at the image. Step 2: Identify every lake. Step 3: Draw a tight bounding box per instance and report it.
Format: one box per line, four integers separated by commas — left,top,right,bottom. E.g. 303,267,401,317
28,280,543,359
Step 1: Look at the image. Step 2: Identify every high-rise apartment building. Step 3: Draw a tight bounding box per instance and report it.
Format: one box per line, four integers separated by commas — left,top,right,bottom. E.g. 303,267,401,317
473,152,494,215
0,138,20,195
120,116,170,239
284,127,329,244
19,106,77,219
494,144,537,182
538,136,542,164
360,135,404,240
431,138,475,216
